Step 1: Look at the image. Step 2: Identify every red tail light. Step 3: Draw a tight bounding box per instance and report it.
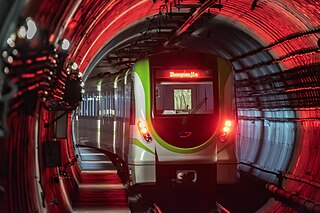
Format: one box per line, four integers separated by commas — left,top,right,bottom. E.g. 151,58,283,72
222,126,231,133
137,120,152,142
219,120,233,142
224,120,232,127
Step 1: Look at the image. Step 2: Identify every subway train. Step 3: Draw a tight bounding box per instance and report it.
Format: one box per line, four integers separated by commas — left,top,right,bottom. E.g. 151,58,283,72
78,51,234,191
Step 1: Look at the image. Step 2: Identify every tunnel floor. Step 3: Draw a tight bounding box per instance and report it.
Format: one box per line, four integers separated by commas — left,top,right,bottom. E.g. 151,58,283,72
73,120,274,212
73,146,273,213
72,147,130,212
216,179,273,213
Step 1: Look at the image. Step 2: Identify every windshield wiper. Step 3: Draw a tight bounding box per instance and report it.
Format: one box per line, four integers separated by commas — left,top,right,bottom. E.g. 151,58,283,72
190,96,207,115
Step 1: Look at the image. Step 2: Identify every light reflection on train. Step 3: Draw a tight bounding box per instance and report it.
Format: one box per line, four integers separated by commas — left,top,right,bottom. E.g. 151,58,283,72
77,51,235,192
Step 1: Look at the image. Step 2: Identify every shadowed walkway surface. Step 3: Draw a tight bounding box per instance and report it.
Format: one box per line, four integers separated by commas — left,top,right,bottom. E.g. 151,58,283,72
72,146,130,213
74,118,273,212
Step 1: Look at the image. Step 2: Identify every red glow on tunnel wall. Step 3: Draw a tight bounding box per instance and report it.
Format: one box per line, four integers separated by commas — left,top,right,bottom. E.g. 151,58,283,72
59,0,319,75
64,0,164,72
222,2,312,45
286,109,320,201
14,1,319,212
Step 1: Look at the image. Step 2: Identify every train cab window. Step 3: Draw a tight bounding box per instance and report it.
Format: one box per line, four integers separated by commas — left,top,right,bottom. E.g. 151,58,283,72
173,89,192,111
154,68,214,116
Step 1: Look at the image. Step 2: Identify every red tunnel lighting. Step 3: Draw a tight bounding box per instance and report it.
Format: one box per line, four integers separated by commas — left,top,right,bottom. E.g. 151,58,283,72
54,0,319,75
21,73,36,78
66,0,162,71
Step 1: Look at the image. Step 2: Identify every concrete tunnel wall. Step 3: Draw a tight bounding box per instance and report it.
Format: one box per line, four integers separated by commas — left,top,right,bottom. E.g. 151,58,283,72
0,0,319,212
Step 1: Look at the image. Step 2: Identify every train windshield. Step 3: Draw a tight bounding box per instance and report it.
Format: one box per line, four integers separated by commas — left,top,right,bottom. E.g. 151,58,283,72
154,69,214,116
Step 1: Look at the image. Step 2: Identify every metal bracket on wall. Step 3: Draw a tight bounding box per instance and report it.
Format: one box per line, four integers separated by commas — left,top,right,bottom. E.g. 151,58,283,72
44,111,68,128
0,75,17,137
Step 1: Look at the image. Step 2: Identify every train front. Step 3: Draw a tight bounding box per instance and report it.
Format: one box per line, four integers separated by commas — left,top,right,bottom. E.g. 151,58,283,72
131,51,234,191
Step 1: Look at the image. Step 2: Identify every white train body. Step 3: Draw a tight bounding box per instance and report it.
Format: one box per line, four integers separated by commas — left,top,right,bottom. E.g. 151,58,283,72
79,51,235,190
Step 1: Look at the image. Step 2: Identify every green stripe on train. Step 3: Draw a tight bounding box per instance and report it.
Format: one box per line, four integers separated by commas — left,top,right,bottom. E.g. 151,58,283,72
133,138,155,155
134,59,213,154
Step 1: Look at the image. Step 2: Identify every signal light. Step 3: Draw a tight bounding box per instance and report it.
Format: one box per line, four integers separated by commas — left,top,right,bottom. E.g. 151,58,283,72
137,120,152,142
219,120,233,142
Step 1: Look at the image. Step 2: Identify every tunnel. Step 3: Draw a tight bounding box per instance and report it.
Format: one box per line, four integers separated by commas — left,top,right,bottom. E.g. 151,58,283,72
0,0,319,212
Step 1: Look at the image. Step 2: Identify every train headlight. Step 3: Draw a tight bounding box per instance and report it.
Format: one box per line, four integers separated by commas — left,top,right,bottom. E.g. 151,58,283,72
224,120,232,127
219,120,233,142
222,126,230,133
137,120,152,142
